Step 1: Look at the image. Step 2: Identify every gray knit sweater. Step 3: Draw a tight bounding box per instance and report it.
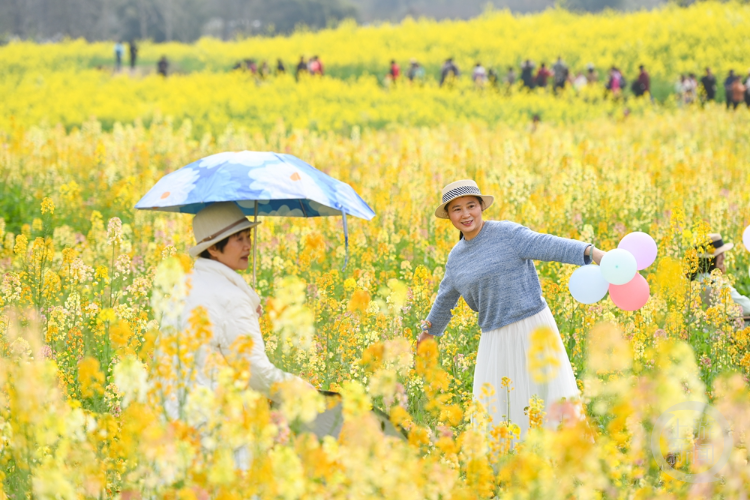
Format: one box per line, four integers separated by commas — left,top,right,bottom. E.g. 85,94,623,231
426,220,592,336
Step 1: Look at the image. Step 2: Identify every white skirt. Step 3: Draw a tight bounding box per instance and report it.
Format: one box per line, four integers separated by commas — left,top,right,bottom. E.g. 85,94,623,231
473,305,580,440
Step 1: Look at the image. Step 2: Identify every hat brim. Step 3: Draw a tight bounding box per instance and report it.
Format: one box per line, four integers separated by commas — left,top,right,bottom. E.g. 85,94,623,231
699,242,733,258
188,218,261,258
435,194,495,219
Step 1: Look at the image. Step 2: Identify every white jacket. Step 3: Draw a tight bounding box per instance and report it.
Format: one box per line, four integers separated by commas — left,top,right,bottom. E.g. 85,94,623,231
180,258,297,398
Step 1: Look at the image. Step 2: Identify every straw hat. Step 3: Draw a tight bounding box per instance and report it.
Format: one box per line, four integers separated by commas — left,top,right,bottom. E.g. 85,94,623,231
189,202,260,258
699,233,734,258
434,180,494,219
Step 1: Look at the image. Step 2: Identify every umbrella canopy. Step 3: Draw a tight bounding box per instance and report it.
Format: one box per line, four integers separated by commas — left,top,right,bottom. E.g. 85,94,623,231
135,151,375,220
135,151,375,278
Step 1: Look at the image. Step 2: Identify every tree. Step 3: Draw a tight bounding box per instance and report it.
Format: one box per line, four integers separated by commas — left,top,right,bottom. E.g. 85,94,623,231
558,0,624,11
249,0,358,35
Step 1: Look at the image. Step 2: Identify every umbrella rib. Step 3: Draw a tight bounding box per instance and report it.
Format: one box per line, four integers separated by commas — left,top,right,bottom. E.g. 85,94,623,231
299,199,308,217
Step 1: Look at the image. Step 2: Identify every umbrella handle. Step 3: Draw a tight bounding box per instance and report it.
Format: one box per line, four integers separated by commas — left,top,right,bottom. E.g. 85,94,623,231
342,210,349,272
253,201,259,285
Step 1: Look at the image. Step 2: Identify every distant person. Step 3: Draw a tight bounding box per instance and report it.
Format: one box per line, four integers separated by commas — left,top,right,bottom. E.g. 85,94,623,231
572,71,587,91
157,56,169,77
389,59,401,83
607,66,623,97
552,56,568,92
675,74,687,103
700,67,717,102
724,70,737,108
407,59,425,82
276,59,286,75
535,62,551,88
472,62,487,87
407,59,418,81
259,60,269,79
296,56,308,80
505,66,516,87
685,73,698,104
616,68,627,94
632,65,650,98
114,42,124,72
309,55,324,76
128,40,138,70
690,233,750,320
520,60,536,89
439,58,460,87
530,113,541,133
488,68,499,89
586,63,598,85
730,75,746,110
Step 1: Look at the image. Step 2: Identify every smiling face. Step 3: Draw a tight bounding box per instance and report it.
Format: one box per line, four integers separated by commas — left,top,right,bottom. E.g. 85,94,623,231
447,196,484,240
207,229,253,271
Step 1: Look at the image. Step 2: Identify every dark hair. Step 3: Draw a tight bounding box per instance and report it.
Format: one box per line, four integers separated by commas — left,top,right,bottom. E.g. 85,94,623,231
447,196,484,241
688,256,717,281
199,236,230,259
198,229,250,259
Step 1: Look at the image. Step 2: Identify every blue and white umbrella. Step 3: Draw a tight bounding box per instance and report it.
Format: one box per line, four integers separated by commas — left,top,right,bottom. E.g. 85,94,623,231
135,151,375,279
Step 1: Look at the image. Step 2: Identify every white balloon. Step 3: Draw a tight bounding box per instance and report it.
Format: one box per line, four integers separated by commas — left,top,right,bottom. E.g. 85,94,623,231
599,249,638,285
743,225,750,251
568,265,610,304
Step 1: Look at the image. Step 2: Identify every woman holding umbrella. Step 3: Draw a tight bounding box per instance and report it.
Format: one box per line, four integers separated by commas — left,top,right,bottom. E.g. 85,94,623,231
417,180,604,438
181,202,303,400
137,150,376,419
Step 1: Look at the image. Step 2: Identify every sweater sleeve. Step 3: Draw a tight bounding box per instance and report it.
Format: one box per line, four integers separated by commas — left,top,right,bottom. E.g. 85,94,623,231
730,285,750,316
221,296,298,398
510,222,591,266
425,264,461,337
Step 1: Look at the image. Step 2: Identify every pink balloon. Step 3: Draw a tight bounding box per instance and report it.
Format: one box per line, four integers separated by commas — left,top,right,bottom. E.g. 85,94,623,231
609,273,650,311
618,232,657,270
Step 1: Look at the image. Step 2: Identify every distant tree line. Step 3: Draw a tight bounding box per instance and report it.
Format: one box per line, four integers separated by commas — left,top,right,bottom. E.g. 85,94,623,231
0,0,358,42
2,0,745,43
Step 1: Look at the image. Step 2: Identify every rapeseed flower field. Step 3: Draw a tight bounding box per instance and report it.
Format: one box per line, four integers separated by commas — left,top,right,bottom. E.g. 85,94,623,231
2,2,750,499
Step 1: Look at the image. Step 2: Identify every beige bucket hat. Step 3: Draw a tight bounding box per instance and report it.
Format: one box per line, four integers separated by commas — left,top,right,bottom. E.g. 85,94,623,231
434,180,495,219
699,233,734,258
189,202,260,258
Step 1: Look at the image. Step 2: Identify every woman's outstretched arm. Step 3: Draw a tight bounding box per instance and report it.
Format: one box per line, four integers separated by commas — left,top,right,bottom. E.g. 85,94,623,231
511,222,602,265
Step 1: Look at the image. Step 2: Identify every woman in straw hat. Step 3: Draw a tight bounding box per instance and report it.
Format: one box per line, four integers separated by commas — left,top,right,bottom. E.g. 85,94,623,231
689,233,750,319
179,202,304,402
418,180,604,438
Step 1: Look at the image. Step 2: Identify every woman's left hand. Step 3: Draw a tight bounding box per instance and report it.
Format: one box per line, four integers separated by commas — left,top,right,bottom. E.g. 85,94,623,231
256,304,263,316
592,248,605,265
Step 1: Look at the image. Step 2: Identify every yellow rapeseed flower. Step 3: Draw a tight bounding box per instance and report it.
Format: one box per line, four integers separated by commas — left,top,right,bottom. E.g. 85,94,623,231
40,197,55,215
78,356,104,398
527,326,562,384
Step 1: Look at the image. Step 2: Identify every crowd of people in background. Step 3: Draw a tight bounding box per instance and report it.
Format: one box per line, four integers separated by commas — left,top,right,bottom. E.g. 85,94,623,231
111,43,750,107
671,68,750,108
227,55,324,81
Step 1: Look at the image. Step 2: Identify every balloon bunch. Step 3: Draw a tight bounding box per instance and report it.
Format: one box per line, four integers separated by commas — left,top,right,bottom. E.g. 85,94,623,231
568,232,657,311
